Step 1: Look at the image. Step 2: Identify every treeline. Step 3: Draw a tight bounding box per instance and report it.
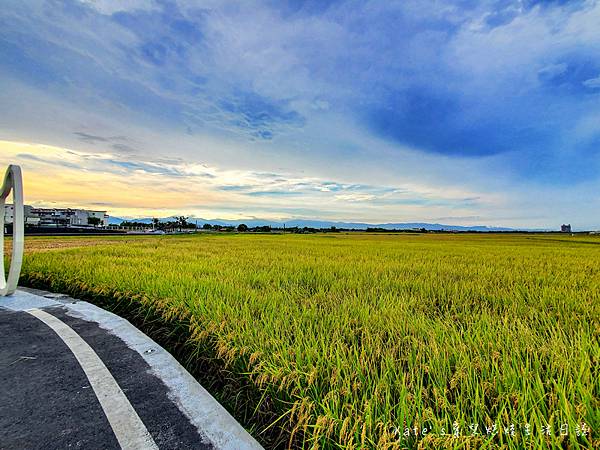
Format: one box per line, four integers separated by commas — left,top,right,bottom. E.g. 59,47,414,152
202,224,274,232
366,227,428,232
120,216,195,231
118,221,488,234
202,224,344,233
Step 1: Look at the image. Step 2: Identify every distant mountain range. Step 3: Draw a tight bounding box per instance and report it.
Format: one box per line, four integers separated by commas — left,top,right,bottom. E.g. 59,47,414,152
109,216,528,232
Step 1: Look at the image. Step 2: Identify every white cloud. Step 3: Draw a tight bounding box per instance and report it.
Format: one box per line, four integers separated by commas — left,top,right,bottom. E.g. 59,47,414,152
448,1,600,88
79,0,159,15
538,63,568,78
334,193,377,202
583,75,600,89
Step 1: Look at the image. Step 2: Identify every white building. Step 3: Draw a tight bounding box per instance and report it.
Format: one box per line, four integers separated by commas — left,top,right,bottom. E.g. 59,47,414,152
3,205,108,228
3,204,40,226
87,210,110,227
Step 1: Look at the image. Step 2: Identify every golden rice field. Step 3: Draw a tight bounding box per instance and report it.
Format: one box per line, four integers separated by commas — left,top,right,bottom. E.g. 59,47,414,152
15,233,600,448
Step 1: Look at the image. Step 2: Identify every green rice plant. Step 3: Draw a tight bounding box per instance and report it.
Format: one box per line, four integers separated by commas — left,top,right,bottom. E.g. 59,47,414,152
16,233,600,449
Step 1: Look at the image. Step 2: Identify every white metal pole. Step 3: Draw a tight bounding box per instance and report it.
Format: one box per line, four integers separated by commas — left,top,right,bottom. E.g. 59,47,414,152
0,165,24,296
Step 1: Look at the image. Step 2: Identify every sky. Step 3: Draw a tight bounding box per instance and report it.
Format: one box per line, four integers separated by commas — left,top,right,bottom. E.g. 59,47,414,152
1,0,599,229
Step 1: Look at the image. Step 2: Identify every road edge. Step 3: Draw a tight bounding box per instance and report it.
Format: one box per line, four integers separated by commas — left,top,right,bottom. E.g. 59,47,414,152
6,288,264,450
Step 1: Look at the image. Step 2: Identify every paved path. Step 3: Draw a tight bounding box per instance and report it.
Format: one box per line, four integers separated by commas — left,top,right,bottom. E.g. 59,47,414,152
0,289,263,450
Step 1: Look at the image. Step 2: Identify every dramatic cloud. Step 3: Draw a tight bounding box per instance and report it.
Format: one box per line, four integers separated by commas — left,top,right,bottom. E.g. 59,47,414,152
0,140,498,223
0,0,599,228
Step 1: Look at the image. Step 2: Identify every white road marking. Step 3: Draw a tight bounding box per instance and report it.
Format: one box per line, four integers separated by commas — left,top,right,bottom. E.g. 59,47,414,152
26,308,158,450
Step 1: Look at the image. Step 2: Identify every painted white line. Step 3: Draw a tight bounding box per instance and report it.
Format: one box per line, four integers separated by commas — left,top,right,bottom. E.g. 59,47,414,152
26,308,158,450
66,301,264,450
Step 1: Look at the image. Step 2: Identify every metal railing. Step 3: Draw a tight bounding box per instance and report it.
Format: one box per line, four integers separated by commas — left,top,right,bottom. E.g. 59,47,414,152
1,165,24,296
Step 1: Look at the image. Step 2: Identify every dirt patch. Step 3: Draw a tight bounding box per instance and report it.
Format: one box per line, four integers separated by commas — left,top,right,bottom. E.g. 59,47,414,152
3,237,125,255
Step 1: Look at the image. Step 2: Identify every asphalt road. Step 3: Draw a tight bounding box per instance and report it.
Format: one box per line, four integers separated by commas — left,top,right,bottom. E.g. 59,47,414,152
0,306,212,450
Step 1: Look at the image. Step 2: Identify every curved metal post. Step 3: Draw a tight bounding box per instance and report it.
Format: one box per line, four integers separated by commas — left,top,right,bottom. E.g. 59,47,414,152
1,165,24,296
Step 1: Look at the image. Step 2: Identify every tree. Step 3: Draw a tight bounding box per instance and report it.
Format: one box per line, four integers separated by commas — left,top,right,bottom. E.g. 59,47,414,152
87,216,101,227
237,223,248,232
202,223,212,230
177,216,188,231
152,218,159,230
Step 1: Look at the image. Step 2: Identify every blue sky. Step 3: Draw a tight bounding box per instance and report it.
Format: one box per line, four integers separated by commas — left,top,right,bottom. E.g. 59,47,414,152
1,0,599,229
